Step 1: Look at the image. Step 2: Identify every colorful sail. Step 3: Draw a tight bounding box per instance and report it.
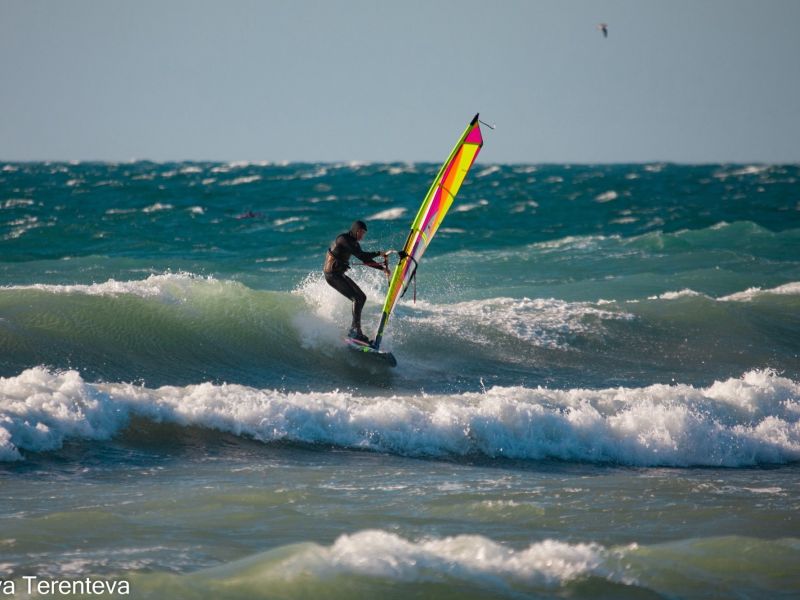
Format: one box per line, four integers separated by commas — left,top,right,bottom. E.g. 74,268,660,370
373,113,484,349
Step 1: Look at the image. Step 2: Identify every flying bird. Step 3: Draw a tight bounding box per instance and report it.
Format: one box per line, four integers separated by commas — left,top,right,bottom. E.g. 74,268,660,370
598,23,608,38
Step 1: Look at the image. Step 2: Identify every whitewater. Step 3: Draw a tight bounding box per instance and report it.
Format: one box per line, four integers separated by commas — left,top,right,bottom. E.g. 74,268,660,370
2,161,799,598
2,366,799,467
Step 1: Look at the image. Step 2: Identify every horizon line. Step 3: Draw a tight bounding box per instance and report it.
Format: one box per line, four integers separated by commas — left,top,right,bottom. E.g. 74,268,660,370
3,158,799,167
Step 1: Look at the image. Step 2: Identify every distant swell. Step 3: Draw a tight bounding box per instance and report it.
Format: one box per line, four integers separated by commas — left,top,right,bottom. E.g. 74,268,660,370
1,367,798,466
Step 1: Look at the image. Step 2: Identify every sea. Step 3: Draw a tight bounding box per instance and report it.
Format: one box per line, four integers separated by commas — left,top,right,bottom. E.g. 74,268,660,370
1,160,799,599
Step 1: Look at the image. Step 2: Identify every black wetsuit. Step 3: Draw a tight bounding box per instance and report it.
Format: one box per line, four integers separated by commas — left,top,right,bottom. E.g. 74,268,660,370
323,231,382,334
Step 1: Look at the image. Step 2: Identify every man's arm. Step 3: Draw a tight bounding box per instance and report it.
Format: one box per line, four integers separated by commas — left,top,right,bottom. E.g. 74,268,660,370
347,238,381,263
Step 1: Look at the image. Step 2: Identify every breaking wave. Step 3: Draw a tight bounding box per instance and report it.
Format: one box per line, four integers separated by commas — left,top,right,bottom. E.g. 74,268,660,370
1,367,798,466
126,530,800,599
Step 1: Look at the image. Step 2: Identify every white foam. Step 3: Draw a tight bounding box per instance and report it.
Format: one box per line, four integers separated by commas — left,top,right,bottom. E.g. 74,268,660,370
742,487,784,495
510,200,539,214
340,161,369,169
719,282,800,302
533,235,613,252
227,161,252,169
273,216,308,227
291,269,388,348
300,167,328,180
368,207,407,221
454,199,489,213
3,366,797,466
386,164,415,175
407,297,634,350
0,427,20,461
476,165,501,178
220,175,262,186
2,198,34,209
714,165,770,179
648,289,706,301
595,191,618,203
2,272,225,301
269,530,616,587
0,368,128,460
3,216,44,240
141,203,173,213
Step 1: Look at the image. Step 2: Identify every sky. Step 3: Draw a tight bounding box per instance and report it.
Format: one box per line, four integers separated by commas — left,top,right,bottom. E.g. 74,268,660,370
1,0,799,163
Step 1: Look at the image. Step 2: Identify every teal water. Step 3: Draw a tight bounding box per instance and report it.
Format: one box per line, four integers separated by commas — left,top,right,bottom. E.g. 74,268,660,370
1,161,799,598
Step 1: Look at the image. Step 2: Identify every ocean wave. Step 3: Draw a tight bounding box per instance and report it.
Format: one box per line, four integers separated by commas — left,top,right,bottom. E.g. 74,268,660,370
141,202,173,213
626,219,787,252
714,165,771,179
640,282,800,303
179,166,203,175
3,215,46,240
219,175,262,186
533,234,617,252
2,272,224,300
476,165,501,178
407,297,634,349
2,198,34,209
386,164,416,176
273,216,309,227
292,272,631,351
1,367,798,466
2,271,797,391
647,289,708,301
719,282,800,302
453,199,489,213
216,530,615,587
127,531,800,599
0,273,322,388
367,207,407,220
594,190,618,203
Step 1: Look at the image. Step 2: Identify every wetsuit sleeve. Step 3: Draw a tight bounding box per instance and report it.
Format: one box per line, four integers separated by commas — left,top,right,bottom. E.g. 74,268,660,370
346,237,380,263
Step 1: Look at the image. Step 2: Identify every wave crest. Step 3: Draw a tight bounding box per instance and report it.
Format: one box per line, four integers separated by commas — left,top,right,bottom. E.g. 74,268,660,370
2,368,798,466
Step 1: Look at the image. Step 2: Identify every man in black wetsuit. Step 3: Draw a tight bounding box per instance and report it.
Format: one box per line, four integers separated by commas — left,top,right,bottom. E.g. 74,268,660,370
323,220,388,343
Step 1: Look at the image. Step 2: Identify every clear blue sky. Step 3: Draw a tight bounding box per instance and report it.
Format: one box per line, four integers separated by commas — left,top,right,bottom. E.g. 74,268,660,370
1,0,799,163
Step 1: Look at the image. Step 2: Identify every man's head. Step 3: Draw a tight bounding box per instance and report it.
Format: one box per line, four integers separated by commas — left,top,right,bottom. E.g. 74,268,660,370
350,220,367,241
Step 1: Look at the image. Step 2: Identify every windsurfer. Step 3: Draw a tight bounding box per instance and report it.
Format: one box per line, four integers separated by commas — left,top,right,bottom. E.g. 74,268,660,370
324,220,388,343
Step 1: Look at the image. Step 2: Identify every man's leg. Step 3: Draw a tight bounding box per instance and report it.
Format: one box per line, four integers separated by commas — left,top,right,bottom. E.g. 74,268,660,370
343,275,367,333
325,273,368,337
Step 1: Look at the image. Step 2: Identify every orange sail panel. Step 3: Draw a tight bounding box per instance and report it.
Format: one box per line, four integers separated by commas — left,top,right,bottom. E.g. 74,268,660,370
373,114,484,349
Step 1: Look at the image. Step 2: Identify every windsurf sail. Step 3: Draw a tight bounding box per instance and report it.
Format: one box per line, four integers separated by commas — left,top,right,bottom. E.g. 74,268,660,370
372,113,484,350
